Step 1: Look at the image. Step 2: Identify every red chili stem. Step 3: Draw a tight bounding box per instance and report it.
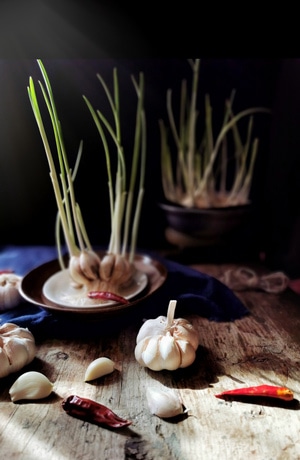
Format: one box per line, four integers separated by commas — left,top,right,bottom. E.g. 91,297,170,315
88,291,130,304
215,384,294,401
62,395,132,428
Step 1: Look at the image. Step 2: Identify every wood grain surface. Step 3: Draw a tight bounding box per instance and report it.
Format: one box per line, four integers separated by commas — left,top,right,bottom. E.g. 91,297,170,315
1,263,300,460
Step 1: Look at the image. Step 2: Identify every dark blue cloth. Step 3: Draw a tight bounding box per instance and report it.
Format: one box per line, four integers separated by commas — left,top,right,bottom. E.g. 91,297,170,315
0,246,249,340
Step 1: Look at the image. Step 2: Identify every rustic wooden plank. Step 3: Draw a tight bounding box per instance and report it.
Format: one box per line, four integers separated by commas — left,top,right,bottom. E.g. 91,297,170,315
1,263,300,459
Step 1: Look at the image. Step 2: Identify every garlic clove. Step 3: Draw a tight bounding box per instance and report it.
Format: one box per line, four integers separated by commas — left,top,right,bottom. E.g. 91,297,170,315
99,254,115,281
136,316,166,343
158,335,181,370
135,336,161,371
176,340,197,368
146,387,185,418
172,321,199,351
79,249,101,281
9,371,54,402
84,357,115,381
69,255,87,287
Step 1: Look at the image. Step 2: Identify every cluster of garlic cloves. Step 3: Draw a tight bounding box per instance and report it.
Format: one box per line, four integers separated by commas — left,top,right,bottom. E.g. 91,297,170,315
0,323,36,378
135,300,199,371
69,250,135,294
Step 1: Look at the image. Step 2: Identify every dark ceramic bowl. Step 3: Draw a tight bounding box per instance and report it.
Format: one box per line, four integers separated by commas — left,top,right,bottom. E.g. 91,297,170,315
158,202,254,247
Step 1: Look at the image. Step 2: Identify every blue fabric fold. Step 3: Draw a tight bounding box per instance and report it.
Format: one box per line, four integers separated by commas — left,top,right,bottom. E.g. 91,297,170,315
0,246,249,340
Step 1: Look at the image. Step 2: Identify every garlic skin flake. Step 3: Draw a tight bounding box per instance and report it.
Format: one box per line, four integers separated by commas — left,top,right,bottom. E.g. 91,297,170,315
9,371,54,402
146,387,184,418
135,300,199,371
84,357,115,381
0,273,22,311
0,323,36,378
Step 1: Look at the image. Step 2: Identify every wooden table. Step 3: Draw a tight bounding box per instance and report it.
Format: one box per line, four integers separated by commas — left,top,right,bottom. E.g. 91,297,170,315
1,262,300,460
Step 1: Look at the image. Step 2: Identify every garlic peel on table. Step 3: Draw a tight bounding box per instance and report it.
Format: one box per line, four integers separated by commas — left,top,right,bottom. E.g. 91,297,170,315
9,371,54,402
135,300,199,371
0,273,22,310
0,323,36,378
146,386,185,418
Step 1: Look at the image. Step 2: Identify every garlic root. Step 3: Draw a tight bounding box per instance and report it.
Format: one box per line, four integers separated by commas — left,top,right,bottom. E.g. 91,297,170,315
84,357,116,381
9,371,54,402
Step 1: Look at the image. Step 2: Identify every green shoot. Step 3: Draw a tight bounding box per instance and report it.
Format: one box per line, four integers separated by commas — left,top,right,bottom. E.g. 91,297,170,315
27,60,89,261
160,58,271,208
83,70,146,263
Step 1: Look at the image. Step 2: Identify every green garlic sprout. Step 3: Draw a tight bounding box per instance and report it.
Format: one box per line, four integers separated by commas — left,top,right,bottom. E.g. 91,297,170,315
159,58,271,208
27,59,146,296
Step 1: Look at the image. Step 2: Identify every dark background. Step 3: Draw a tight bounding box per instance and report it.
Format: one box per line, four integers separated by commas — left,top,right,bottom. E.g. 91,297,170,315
0,2,299,278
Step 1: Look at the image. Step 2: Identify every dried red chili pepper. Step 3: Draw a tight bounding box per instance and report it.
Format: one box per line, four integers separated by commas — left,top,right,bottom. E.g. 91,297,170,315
88,291,130,304
215,384,294,401
0,269,14,274
62,395,132,428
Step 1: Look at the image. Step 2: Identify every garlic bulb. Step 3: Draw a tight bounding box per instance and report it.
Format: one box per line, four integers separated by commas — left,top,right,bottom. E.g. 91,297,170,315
84,357,115,381
135,300,199,371
146,386,185,418
0,273,22,310
0,323,36,378
9,371,54,402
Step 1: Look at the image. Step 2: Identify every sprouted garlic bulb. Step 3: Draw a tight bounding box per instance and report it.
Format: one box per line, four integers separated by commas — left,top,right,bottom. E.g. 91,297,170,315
69,251,135,294
84,357,116,381
9,371,54,402
146,387,186,418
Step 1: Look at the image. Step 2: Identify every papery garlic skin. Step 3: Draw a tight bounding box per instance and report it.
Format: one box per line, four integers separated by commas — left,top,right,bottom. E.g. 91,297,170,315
135,300,199,371
84,357,115,381
0,274,22,311
9,371,54,402
136,316,199,351
146,387,184,418
0,323,36,378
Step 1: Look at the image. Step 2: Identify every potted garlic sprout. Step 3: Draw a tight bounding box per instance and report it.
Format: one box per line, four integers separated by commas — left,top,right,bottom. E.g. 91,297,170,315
27,60,146,307
159,59,271,249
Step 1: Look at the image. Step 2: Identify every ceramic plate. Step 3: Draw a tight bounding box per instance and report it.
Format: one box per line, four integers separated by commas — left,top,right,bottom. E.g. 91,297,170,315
20,252,167,315
42,268,148,308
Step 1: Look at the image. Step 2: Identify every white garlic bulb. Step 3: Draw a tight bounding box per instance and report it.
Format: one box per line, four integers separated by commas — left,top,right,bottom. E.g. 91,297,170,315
135,300,199,371
146,387,185,418
84,357,115,381
0,273,22,310
9,371,54,402
0,323,36,378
